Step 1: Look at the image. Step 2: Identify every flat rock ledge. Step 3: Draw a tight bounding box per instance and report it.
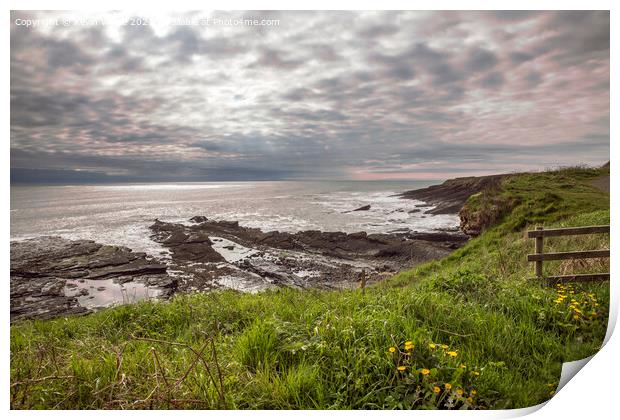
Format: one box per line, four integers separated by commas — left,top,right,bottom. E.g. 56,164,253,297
149,217,468,293
10,236,175,322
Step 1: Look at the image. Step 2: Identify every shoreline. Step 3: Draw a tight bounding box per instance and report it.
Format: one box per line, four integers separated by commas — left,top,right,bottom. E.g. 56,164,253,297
10,182,470,322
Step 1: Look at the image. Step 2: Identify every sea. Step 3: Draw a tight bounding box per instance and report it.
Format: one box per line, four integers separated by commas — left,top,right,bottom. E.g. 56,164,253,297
10,180,460,259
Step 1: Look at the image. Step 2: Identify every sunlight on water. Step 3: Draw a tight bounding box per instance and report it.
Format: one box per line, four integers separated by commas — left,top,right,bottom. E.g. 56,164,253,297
64,278,163,309
11,181,458,258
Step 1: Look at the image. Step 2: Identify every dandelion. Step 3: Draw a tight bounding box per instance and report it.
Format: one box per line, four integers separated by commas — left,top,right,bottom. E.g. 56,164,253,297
420,368,430,375
446,351,458,357
445,383,452,390
388,347,396,353
397,366,407,372
429,343,437,349
467,397,473,403
440,344,449,349
405,343,414,351
456,388,464,396
405,341,413,346
471,371,480,376
471,390,477,396
433,386,441,394
573,315,580,320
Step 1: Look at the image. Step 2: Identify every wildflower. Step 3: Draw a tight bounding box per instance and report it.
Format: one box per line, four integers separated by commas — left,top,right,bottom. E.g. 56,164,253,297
405,343,414,351
420,368,430,375
456,388,464,396
433,386,441,393
573,315,580,320
471,390,477,396
440,344,449,349
471,371,480,376
446,351,458,357
405,341,413,346
459,364,467,369
388,347,396,353
397,366,407,372
573,308,582,314
445,383,452,390
429,343,436,349
467,397,473,403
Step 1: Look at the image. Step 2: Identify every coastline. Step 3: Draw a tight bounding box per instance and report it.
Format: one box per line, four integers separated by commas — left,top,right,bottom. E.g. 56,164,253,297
10,180,469,321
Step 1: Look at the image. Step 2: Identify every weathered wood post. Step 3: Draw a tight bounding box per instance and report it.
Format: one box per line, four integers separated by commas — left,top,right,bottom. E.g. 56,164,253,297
535,226,544,278
359,269,367,292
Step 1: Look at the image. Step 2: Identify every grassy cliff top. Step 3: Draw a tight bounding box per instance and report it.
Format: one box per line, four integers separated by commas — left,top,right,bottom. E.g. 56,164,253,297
10,166,610,409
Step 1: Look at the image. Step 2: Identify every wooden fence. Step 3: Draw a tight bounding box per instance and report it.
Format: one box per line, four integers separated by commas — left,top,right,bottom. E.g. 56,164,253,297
527,225,610,283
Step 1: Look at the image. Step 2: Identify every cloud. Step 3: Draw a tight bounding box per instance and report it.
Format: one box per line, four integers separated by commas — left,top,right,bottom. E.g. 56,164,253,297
10,10,609,182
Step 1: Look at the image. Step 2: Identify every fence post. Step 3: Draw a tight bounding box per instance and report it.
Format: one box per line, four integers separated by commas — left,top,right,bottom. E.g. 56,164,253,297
535,226,544,278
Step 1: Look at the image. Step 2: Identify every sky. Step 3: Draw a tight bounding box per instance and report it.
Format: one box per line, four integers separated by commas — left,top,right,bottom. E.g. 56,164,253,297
10,10,610,183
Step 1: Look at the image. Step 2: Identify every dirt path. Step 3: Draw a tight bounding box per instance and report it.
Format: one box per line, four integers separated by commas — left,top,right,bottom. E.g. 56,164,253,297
591,175,610,193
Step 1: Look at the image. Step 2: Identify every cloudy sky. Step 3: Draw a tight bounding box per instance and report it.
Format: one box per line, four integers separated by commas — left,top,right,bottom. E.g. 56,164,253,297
10,10,609,183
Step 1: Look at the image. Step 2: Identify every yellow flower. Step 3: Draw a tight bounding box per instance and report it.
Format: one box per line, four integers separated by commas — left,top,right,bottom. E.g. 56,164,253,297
445,383,452,390
456,388,464,396
397,366,407,372
433,386,441,393
471,390,477,396
459,364,467,369
467,397,473,403
446,351,458,357
471,371,480,376
388,347,396,353
429,343,436,349
404,343,414,351
440,344,449,349
573,315,580,320
420,368,430,375
405,341,413,346
573,308,582,314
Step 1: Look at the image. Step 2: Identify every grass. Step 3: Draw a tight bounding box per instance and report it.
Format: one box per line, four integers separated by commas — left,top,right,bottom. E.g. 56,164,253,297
10,166,610,409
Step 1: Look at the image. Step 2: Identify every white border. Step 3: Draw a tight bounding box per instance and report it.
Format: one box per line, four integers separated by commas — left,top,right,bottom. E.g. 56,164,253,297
3,1,617,419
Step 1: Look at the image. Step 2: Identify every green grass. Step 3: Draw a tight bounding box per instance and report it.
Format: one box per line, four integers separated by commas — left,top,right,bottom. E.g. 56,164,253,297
10,166,610,409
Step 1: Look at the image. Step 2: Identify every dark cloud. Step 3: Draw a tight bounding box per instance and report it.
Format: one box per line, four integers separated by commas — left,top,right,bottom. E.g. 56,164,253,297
479,72,505,89
10,10,609,182
464,48,498,73
248,47,304,70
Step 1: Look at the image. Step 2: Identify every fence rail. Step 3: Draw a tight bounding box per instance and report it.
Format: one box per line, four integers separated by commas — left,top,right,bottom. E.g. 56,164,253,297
527,225,610,283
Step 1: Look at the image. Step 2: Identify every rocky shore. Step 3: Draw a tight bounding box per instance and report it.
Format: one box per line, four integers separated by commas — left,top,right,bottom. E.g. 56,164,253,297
10,237,175,322
149,218,467,295
11,181,478,321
